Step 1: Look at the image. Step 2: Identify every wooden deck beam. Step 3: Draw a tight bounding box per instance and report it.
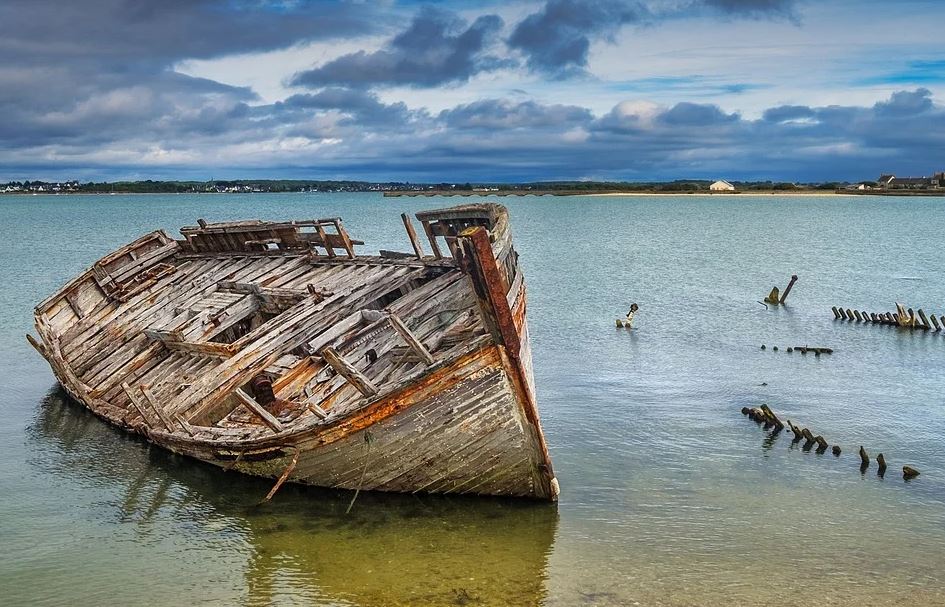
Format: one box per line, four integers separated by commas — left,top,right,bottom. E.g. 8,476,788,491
387,313,435,366
320,346,378,397
234,388,285,433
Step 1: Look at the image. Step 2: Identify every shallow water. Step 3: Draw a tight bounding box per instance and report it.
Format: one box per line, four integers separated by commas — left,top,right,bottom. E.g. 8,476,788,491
1,193,943,606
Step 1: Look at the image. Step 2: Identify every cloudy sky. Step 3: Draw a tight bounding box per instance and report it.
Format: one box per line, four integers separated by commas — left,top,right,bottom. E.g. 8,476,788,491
1,0,943,182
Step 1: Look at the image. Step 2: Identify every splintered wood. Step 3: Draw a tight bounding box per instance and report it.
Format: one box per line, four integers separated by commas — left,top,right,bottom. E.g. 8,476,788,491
29,204,559,500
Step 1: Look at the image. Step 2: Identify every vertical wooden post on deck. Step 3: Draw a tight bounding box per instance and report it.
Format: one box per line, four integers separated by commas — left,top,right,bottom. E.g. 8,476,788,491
401,213,425,259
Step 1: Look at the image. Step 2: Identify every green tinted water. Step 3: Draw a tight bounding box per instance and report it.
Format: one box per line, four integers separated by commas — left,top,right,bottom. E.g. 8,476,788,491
1,193,943,606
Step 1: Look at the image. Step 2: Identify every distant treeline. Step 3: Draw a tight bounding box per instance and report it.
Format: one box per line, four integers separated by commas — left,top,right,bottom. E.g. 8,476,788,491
2,178,853,194
501,180,846,192
1,179,418,193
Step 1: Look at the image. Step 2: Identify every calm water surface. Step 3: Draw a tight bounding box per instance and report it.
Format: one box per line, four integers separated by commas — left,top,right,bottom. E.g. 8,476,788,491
1,193,944,606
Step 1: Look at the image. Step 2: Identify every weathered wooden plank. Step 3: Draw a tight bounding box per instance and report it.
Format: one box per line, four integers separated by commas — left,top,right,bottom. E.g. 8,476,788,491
459,226,517,356
140,384,180,433
233,389,284,433
122,382,169,431
109,241,179,284
387,313,435,366
421,220,443,259
171,282,374,420
320,346,378,397
163,340,236,358
87,341,165,396
401,213,425,259
145,328,186,343
332,219,355,259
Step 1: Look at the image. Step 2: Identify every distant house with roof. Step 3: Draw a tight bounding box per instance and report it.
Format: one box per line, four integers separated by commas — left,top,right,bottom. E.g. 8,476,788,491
709,180,736,191
877,172,943,190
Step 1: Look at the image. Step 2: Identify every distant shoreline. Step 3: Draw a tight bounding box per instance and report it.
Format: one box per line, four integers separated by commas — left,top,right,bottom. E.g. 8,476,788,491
585,190,858,197
382,189,860,197
4,189,942,198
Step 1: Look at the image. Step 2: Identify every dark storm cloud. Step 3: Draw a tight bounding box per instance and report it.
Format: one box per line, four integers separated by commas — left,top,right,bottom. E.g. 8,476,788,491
5,88,945,183
290,8,509,89
509,0,798,77
324,88,945,182
0,0,393,160
278,89,422,127
508,0,647,77
0,0,379,66
700,0,796,17
439,99,593,129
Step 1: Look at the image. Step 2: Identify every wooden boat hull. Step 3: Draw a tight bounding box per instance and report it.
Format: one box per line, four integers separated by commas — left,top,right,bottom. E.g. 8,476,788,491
30,204,558,500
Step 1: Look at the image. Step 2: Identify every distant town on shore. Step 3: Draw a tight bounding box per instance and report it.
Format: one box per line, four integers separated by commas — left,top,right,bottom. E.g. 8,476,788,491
2,171,943,196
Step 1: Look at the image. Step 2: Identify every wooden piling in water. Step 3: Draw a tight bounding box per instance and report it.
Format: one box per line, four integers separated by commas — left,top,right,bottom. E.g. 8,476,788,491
917,309,931,330
903,466,920,479
931,314,942,331
832,306,841,319
853,310,862,322
760,404,784,431
780,275,798,304
876,453,887,475
859,446,870,467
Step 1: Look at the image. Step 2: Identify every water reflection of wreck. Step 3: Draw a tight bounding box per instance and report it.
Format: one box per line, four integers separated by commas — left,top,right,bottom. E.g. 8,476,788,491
30,204,557,500
32,389,558,606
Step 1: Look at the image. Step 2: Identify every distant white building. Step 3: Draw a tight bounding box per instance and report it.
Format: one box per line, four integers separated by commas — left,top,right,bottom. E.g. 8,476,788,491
709,180,736,191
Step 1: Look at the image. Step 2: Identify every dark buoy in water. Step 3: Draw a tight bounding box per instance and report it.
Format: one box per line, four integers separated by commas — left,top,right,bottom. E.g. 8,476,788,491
773,346,779,351
761,344,766,350
741,407,750,415
787,347,793,353
832,445,842,456
903,466,920,480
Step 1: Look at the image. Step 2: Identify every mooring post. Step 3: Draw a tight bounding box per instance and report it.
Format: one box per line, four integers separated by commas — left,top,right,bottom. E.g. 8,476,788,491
779,275,798,304
832,306,840,319
876,453,887,476
930,314,941,331
917,309,931,330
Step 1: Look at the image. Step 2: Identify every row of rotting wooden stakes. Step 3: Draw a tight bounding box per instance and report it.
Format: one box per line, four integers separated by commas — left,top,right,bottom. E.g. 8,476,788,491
741,404,921,480
832,304,945,331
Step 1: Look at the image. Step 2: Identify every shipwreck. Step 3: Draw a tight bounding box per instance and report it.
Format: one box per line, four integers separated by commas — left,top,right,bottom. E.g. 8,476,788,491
28,204,558,500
